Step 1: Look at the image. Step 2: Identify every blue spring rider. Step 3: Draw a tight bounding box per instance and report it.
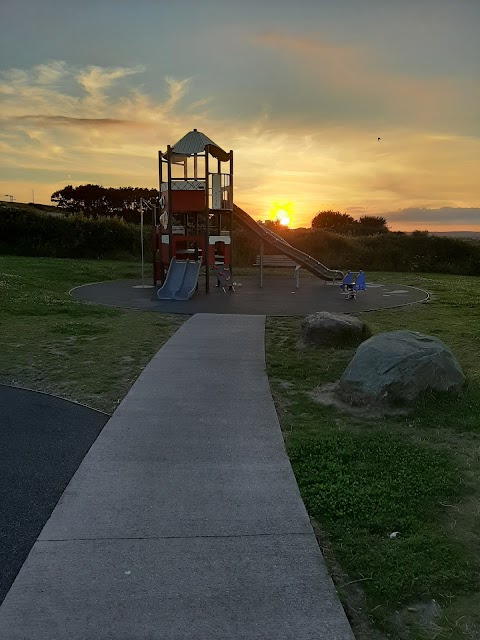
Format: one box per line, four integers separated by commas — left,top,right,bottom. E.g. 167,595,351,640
341,270,366,299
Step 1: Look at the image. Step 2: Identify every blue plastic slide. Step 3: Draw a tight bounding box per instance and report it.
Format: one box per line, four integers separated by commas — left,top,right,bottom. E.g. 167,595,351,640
157,258,201,301
174,260,201,300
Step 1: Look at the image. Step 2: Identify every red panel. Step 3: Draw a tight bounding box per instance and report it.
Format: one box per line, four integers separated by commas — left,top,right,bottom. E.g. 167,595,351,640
163,189,205,213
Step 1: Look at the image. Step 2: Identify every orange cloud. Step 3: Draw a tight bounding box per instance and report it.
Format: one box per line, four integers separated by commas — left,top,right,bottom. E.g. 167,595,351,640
12,115,146,128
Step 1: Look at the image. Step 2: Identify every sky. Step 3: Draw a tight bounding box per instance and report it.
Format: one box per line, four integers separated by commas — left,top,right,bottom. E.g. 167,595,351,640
1,0,479,230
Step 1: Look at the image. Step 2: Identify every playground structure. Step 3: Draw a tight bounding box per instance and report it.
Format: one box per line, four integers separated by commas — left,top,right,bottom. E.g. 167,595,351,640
153,129,344,300
154,130,233,298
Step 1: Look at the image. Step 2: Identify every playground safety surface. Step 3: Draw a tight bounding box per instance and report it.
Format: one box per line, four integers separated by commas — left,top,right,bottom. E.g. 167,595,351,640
72,275,428,315
0,385,108,605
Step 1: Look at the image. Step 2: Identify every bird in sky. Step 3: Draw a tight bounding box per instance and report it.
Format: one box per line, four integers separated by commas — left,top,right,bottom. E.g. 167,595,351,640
378,137,381,141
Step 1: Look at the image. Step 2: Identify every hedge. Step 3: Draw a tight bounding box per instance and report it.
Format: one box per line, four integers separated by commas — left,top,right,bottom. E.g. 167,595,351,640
2,206,480,276
233,225,480,276
0,207,149,260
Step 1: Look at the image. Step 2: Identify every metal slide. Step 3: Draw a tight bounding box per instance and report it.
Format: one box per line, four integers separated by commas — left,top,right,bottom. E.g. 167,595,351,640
233,204,344,281
157,258,187,300
157,258,201,300
174,260,201,300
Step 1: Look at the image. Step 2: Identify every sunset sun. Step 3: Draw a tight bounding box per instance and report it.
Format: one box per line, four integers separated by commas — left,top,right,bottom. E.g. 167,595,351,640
269,202,294,227
275,209,290,226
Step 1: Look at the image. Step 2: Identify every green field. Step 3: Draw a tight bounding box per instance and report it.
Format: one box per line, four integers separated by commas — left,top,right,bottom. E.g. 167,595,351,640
0,256,184,412
0,256,479,638
267,273,480,639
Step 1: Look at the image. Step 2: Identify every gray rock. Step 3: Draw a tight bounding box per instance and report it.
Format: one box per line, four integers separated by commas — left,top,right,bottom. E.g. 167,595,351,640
301,312,370,347
339,330,465,406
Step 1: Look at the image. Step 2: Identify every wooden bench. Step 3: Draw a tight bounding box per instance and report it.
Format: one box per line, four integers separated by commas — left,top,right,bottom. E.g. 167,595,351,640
254,254,302,288
253,255,299,268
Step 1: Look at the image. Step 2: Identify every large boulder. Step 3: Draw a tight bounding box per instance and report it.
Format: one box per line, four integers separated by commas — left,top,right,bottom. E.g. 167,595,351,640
301,312,371,347
339,330,465,406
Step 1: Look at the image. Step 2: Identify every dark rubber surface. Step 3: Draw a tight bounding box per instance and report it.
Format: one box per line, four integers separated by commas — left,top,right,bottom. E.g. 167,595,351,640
0,386,108,604
72,276,428,316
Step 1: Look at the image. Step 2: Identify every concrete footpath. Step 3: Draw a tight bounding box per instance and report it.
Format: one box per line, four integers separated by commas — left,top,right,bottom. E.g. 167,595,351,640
0,314,354,639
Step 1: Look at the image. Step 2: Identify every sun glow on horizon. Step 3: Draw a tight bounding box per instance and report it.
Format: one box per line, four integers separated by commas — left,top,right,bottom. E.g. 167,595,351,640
269,201,295,227
276,209,290,226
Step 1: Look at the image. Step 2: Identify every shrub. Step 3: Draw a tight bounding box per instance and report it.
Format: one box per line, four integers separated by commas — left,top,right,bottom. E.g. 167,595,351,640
245,228,480,276
3,205,480,276
0,207,150,260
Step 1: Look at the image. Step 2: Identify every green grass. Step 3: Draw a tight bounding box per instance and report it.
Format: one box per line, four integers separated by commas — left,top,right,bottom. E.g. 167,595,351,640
0,255,184,412
266,272,480,639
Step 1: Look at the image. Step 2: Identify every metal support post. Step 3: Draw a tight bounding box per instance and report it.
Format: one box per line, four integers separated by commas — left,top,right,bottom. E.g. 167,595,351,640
260,240,264,288
295,265,301,289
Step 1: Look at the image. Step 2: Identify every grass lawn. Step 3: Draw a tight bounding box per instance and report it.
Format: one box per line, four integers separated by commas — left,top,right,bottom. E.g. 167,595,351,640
267,272,480,639
0,255,184,412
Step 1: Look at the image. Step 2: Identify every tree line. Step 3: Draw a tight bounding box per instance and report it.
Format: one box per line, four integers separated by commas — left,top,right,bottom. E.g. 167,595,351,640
51,185,391,236
262,211,388,236
51,184,158,224
310,210,389,235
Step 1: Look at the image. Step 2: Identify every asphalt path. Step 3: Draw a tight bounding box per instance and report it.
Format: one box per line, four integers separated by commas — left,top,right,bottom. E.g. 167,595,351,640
0,385,108,604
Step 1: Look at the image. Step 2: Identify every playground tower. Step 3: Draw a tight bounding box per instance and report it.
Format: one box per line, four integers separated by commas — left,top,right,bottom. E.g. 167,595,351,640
154,129,233,292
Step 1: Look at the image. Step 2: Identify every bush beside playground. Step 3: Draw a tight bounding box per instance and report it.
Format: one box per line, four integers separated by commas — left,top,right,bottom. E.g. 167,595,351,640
0,205,145,260
233,224,480,276
3,204,480,275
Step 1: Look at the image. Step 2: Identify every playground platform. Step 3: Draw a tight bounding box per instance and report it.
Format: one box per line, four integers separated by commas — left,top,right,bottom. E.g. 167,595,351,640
72,274,428,315
0,315,354,639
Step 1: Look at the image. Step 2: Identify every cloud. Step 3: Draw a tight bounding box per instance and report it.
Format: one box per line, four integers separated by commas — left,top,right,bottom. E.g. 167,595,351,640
163,76,191,112
76,64,145,95
34,61,68,85
383,207,480,229
0,62,199,146
13,115,144,127
0,61,148,119
0,61,221,205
